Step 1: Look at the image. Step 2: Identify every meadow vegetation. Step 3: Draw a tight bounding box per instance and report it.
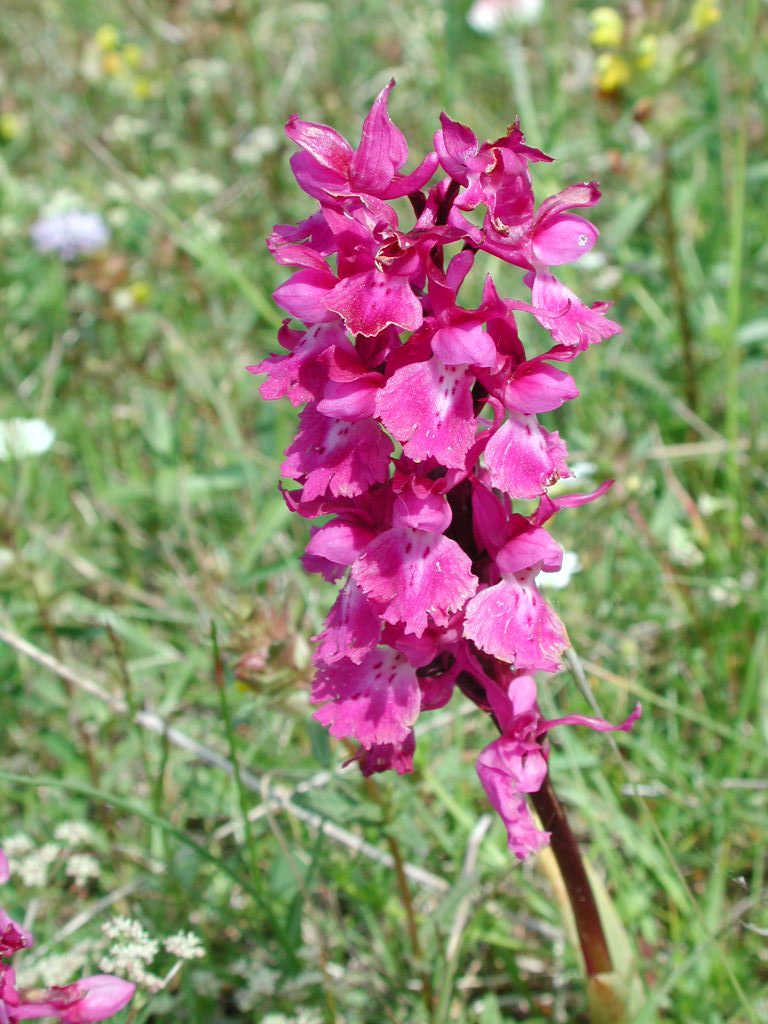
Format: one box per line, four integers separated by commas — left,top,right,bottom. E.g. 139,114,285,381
1,1,766,1020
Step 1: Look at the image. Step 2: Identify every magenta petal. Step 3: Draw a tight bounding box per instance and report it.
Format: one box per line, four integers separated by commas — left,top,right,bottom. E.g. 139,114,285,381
304,520,377,568
349,80,409,194
433,113,479,185
376,356,476,469
535,181,601,224
353,527,477,637
48,976,136,1024
471,482,509,558
252,322,347,407
504,361,579,414
289,151,348,202
1,907,33,957
385,152,440,198
485,413,570,499
317,375,381,420
540,703,642,736
431,324,497,368
0,849,8,884
533,214,599,266
391,480,452,533
532,480,614,526
273,267,338,324
285,115,353,174
496,527,563,575
353,732,416,776
463,574,569,672
477,736,550,860
531,272,621,353
328,269,423,337
315,580,381,665
312,648,420,747
281,409,392,500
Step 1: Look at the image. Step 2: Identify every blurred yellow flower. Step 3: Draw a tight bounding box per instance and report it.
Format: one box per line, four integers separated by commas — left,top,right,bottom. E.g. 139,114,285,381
0,112,21,141
123,44,144,70
101,52,123,77
690,0,721,30
635,33,658,71
131,77,154,101
595,52,631,92
590,6,625,48
94,24,119,52
129,280,152,305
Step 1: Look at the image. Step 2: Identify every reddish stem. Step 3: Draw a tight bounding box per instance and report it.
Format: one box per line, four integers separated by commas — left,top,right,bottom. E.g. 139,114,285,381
530,775,613,977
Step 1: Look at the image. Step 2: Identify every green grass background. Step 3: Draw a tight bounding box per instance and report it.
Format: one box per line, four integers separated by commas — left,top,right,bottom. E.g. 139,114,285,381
0,0,766,1021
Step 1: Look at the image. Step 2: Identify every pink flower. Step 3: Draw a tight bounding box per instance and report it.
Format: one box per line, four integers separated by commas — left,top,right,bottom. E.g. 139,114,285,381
252,84,638,858
1,851,134,1024
286,80,438,203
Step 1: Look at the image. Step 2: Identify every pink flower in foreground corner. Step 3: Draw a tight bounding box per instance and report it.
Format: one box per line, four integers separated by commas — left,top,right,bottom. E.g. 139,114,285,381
1,849,135,1023
252,80,639,860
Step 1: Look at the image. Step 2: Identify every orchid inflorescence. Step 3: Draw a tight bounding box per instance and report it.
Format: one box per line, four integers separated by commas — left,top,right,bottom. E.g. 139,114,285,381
252,81,639,859
0,849,135,1023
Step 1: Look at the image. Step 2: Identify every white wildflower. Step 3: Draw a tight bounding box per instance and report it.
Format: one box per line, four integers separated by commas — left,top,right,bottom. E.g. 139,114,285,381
66,853,101,887
36,951,89,988
232,126,279,166
100,916,159,983
667,523,704,567
17,842,61,887
169,169,222,196
163,931,204,961
132,968,164,993
467,0,543,33
104,115,151,144
111,288,135,313
0,419,56,460
234,966,279,1011
2,833,34,858
54,821,94,846
189,968,223,998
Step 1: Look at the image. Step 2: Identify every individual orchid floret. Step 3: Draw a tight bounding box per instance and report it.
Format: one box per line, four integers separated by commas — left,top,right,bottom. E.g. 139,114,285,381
463,524,569,671
287,80,438,203
17,975,137,1024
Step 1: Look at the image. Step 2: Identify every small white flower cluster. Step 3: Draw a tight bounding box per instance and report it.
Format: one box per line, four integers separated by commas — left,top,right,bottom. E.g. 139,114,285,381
100,916,162,992
232,126,279,166
234,966,279,1011
2,833,34,858
66,853,101,888
15,842,61,888
54,821,95,846
169,169,222,196
163,931,205,961
34,950,90,989
100,917,205,994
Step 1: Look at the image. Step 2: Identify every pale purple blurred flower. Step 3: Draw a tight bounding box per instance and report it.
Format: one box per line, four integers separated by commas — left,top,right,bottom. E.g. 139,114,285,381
30,211,110,260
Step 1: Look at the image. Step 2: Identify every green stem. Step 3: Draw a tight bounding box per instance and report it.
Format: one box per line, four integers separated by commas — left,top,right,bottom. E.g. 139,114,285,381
720,0,759,549
659,148,698,417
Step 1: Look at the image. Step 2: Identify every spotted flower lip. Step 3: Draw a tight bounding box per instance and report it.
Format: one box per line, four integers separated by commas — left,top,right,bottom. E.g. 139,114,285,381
253,82,637,860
